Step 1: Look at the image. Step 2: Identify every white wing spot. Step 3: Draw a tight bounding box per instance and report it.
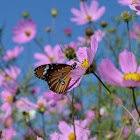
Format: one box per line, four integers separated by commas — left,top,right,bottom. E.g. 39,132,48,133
43,65,49,75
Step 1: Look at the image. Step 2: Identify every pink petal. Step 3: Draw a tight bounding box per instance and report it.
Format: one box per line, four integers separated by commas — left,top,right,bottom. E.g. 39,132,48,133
89,1,99,13
98,59,123,86
80,2,88,13
119,50,137,74
71,8,82,17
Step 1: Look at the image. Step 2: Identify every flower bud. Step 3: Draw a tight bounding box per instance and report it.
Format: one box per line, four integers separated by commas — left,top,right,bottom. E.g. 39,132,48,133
64,27,72,36
39,107,46,114
64,47,76,59
85,27,93,37
22,11,30,18
51,8,58,17
121,11,131,22
100,21,108,28
45,27,51,32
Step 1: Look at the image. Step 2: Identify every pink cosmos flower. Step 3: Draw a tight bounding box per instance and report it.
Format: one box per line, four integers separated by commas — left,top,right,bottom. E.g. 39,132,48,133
0,66,21,85
0,127,16,140
71,0,105,25
12,19,36,44
74,103,82,111
86,110,95,126
118,0,139,6
30,87,41,94
34,45,65,66
2,46,24,61
67,36,98,91
57,120,90,140
129,3,140,15
98,49,140,88
64,27,72,36
37,136,43,140
130,23,140,39
78,30,105,46
64,41,78,51
50,132,61,140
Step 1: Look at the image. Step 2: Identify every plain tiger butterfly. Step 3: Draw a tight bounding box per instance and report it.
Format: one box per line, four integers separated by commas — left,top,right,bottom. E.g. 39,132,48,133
34,63,77,94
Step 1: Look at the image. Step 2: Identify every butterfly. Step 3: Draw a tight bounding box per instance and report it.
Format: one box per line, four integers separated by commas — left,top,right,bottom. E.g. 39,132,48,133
34,63,77,94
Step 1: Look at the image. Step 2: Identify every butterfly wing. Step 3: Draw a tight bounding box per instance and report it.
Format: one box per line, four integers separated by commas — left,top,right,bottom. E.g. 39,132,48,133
34,64,72,94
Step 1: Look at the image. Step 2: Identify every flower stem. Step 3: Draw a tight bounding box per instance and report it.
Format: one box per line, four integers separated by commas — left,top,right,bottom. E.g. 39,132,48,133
93,72,140,128
42,113,46,138
71,89,77,140
126,21,131,52
132,88,140,118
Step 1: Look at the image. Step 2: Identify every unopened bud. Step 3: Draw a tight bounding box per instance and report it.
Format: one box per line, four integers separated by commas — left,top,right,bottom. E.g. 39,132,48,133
22,11,29,18
85,27,93,37
51,8,58,17
100,21,108,28
65,47,76,59
121,11,131,22
39,107,46,114
45,27,51,32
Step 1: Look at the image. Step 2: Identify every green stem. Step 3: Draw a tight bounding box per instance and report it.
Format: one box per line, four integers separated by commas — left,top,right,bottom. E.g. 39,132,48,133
71,89,77,140
126,21,131,52
132,88,140,118
93,72,140,128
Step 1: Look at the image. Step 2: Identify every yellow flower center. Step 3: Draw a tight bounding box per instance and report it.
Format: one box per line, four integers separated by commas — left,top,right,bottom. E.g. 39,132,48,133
38,102,44,108
6,119,13,126
123,73,140,81
68,133,75,140
86,15,92,20
25,30,31,36
6,138,10,140
132,0,138,3
7,96,12,103
80,58,89,68
5,75,12,81
49,56,54,61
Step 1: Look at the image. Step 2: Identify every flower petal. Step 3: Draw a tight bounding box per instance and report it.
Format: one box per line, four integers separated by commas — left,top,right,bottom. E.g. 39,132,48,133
119,49,137,74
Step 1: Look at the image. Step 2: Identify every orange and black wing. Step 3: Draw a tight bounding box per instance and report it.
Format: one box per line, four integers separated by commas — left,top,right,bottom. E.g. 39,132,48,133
34,64,72,94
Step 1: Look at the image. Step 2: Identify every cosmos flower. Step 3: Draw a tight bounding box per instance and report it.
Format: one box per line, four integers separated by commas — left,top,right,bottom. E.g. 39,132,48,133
34,45,65,66
56,120,90,140
37,136,43,140
64,27,72,36
12,19,36,44
78,30,105,46
50,132,61,140
67,36,98,91
0,66,21,85
118,0,139,6
71,0,105,25
129,3,140,15
130,23,140,39
2,46,24,61
98,49,140,88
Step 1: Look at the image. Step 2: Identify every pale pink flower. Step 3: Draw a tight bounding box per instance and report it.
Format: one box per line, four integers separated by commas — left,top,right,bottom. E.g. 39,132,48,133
37,96,47,108
129,3,140,15
74,103,82,111
67,36,98,91
50,132,61,140
118,0,139,6
135,128,140,136
2,46,24,61
98,49,140,88
64,41,78,51
130,23,140,39
57,120,90,140
0,66,21,85
86,110,95,125
78,30,105,46
34,45,65,66
12,19,36,44
37,136,43,140
71,0,105,25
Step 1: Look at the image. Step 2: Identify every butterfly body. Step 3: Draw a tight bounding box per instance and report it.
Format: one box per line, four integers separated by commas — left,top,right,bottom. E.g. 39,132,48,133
34,63,76,94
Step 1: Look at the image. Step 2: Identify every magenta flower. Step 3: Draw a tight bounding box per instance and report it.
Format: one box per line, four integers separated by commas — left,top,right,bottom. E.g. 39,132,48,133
30,87,41,94
12,19,36,44
130,23,140,39
118,0,139,6
98,49,140,88
34,45,65,66
37,136,43,140
129,3,140,15
64,27,72,36
57,120,90,140
86,110,95,126
2,46,24,61
78,30,105,46
67,36,98,91
71,0,105,25
64,41,78,51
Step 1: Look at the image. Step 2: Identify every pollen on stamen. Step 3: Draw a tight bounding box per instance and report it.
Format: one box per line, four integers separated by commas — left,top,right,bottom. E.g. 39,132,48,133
80,58,89,68
123,73,140,81
86,14,92,20
68,133,75,140
25,30,31,36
